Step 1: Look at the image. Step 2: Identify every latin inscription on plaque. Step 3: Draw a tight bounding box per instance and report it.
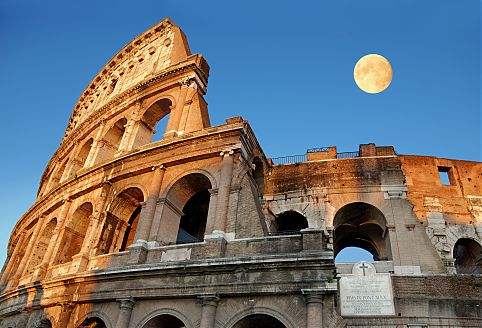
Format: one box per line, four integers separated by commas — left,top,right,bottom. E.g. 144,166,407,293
339,261,395,316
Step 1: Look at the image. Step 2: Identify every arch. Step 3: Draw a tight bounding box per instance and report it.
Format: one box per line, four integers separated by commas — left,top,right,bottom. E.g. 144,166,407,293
274,210,308,234
75,311,113,328
25,218,57,275
94,118,127,164
158,173,213,244
232,314,287,328
51,156,69,185
333,202,390,261
77,317,107,328
56,202,93,265
454,238,481,274
69,138,94,175
132,98,173,147
137,308,192,328
97,187,145,255
225,307,295,328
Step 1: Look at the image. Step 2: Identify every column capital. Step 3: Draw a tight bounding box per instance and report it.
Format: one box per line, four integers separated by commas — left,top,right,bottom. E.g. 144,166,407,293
117,297,136,310
152,164,165,171
220,149,235,157
208,188,219,195
198,294,220,307
302,288,334,304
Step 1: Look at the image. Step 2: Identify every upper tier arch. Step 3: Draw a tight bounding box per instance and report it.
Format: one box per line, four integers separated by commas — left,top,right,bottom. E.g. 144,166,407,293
64,18,192,139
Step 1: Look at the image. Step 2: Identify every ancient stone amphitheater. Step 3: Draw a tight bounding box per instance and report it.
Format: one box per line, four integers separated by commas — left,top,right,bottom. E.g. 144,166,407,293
0,18,481,328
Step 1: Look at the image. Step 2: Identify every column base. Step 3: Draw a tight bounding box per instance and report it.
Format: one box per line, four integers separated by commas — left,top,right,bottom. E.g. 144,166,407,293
127,240,149,264
70,254,90,273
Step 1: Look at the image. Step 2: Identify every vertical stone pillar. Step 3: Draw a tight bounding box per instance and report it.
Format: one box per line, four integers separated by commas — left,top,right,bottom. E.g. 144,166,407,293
12,215,45,284
57,303,75,328
36,199,72,279
165,79,189,138
198,295,220,328
0,232,26,286
212,150,234,234
134,165,165,243
204,188,218,235
303,292,324,328
117,119,136,153
84,121,106,168
77,183,112,258
115,297,136,328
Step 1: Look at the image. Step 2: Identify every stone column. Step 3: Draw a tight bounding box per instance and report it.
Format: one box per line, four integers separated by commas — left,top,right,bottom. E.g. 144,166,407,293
117,119,135,153
165,79,189,138
11,215,45,284
213,150,235,233
115,297,136,328
134,165,165,243
72,183,112,272
84,121,106,168
36,199,72,279
0,231,26,286
204,188,218,235
303,292,324,328
198,295,220,328
57,303,75,328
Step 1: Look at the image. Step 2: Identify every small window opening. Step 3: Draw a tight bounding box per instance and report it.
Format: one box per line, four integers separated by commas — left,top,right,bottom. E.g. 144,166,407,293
438,166,453,186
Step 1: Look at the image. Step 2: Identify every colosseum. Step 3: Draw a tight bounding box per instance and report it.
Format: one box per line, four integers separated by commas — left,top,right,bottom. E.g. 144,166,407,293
0,18,481,328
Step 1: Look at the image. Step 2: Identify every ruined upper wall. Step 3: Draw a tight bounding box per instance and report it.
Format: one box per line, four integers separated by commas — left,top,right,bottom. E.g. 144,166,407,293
400,155,482,224
64,18,192,139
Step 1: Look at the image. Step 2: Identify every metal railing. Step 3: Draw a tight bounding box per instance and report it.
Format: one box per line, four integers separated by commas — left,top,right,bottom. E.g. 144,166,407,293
271,154,306,165
336,151,360,159
307,147,330,153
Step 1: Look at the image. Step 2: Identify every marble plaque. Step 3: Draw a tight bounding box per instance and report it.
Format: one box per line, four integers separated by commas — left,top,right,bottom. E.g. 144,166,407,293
339,261,395,316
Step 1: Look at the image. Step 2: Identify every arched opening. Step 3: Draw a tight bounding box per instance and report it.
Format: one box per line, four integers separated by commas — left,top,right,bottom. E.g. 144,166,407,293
232,314,287,328
52,157,69,184
333,202,390,262
94,118,127,164
132,98,172,147
25,218,57,275
335,246,374,263
161,173,212,245
177,189,210,244
56,202,93,265
454,238,481,274
97,187,144,255
275,210,308,234
252,157,264,197
69,138,93,175
78,317,106,328
142,314,186,328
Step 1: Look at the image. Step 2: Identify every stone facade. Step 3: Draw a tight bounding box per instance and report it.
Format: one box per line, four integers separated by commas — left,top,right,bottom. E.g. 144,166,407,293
0,18,481,328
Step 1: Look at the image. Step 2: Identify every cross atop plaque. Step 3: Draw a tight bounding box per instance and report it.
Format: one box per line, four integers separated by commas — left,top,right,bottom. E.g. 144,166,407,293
339,261,395,316
352,261,376,276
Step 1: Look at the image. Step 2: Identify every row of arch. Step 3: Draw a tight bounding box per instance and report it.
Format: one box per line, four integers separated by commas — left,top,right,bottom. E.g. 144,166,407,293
270,203,481,273
15,172,215,277
41,98,173,196
33,312,288,328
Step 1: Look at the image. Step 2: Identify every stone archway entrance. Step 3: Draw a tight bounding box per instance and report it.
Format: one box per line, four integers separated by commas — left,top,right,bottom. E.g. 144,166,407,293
232,314,287,328
142,314,186,328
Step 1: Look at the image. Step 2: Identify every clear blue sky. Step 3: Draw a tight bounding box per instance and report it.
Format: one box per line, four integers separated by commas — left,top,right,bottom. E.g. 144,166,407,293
0,1,480,265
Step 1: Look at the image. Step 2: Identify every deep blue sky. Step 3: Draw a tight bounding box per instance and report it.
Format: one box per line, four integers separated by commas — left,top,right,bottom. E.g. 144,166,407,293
0,1,480,264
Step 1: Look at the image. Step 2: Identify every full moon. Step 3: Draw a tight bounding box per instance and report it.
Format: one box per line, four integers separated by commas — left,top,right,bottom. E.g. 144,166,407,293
354,54,392,94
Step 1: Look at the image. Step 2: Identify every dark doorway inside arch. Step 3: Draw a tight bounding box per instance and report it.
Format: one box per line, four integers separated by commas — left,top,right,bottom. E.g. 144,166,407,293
143,314,185,328
454,238,482,274
120,205,142,251
333,202,391,262
78,317,106,328
233,314,287,328
176,189,210,244
275,210,308,234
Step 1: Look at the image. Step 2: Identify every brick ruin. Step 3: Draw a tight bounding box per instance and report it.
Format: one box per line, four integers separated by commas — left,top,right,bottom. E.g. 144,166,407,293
0,18,480,328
